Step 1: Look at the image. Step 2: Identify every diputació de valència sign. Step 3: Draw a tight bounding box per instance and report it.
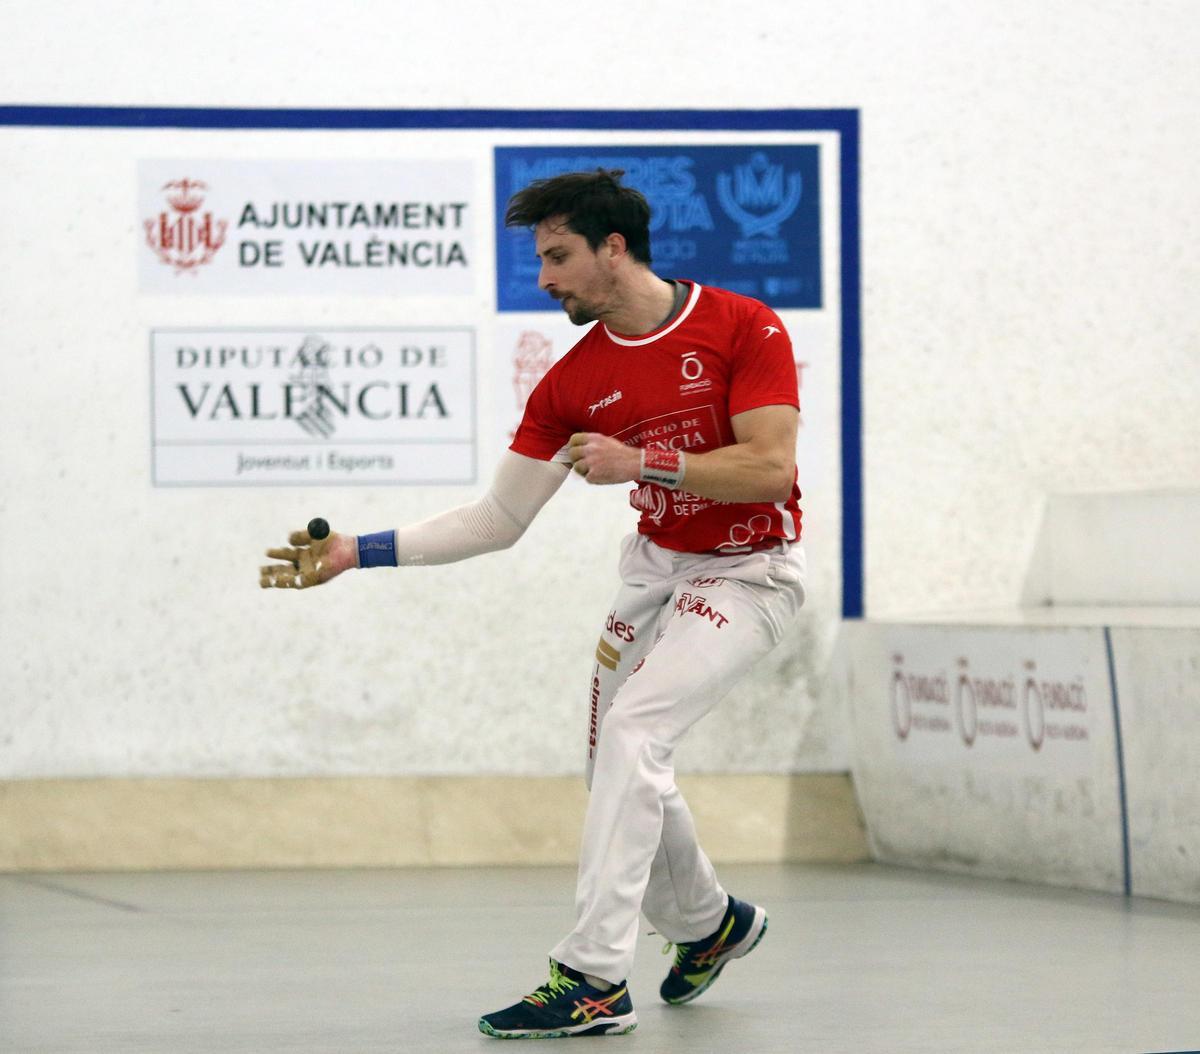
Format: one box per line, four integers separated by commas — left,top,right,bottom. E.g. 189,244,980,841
150,328,476,486
138,159,474,294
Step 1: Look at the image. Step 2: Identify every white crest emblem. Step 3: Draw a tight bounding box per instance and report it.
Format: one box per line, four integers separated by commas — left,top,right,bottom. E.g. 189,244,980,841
716,153,803,239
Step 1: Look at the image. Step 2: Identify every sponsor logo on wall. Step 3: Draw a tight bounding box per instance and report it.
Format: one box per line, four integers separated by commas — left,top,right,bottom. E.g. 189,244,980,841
151,328,475,486
143,178,229,273
139,161,474,294
493,145,821,311
495,323,575,444
512,330,556,430
883,629,1103,777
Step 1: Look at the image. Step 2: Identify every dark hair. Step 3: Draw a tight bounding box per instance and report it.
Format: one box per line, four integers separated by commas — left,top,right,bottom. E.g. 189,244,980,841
504,168,653,265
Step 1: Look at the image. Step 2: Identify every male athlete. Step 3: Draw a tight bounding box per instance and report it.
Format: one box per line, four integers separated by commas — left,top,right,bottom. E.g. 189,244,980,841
260,169,805,1039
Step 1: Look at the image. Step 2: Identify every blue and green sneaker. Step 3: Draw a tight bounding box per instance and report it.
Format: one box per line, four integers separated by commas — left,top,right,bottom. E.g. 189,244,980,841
478,959,638,1039
659,895,768,1005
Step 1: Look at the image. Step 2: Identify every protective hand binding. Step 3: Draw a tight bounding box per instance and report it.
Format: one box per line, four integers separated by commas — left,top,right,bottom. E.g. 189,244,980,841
260,525,333,589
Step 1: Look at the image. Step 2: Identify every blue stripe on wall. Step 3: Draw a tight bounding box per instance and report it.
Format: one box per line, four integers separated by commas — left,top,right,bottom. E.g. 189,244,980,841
1103,626,1132,896
837,112,864,618
0,105,858,132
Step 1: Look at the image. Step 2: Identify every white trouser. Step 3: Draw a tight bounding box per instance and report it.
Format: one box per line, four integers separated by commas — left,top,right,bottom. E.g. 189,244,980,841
551,533,806,983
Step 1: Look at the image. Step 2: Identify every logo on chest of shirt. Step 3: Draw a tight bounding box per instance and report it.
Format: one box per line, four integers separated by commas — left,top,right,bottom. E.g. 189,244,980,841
617,406,721,457
679,351,713,395
588,389,623,416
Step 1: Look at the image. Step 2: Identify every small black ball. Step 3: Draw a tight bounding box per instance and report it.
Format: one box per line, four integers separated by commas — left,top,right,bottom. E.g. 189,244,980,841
307,517,330,540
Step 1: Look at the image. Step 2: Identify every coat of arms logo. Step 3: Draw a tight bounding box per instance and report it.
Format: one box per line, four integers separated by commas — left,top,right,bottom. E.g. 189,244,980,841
144,178,228,274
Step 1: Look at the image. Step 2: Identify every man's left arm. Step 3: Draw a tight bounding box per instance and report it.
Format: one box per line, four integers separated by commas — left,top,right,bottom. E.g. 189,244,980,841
567,403,798,503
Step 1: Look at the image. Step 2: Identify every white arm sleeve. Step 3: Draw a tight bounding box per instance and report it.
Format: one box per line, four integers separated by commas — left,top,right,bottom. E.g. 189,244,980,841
387,450,569,566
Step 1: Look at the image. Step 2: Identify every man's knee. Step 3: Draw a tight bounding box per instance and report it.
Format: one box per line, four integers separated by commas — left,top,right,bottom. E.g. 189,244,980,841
594,706,674,772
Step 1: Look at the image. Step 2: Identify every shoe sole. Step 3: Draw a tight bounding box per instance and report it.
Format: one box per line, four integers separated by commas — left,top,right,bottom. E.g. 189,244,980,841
478,1012,638,1039
662,907,768,1006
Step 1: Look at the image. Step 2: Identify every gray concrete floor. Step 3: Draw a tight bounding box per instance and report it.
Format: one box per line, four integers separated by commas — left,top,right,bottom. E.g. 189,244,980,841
1,863,1198,1053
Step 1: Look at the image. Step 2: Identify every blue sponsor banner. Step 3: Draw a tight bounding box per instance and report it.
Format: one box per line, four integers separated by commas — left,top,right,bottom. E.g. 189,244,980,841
494,145,821,312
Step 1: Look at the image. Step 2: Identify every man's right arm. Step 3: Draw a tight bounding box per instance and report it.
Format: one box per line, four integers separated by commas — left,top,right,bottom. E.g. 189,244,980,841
260,451,570,588
389,450,570,565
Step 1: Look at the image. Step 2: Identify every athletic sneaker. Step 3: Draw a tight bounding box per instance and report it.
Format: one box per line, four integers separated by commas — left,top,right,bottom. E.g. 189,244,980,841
659,895,769,1005
478,959,638,1039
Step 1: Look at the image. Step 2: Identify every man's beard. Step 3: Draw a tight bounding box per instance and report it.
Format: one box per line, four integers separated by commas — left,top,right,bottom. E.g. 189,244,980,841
549,292,595,326
565,299,598,325
553,291,601,326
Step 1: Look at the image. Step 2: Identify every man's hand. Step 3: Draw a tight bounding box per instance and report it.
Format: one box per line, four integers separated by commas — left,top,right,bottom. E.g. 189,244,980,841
260,527,357,589
567,432,640,485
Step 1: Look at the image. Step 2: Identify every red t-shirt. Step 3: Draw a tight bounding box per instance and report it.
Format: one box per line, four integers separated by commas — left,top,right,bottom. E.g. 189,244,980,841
510,281,802,554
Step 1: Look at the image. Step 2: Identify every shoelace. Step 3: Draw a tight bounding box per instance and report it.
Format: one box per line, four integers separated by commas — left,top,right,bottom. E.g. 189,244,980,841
524,961,580,1006
661,939,691,969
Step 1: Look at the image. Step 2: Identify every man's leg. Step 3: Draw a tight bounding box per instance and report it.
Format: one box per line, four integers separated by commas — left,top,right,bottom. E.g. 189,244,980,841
479,541,803,1037
581,549,670,794
551,559,799,984
641,544,806,951
477,537,670,1040
641,786,727,942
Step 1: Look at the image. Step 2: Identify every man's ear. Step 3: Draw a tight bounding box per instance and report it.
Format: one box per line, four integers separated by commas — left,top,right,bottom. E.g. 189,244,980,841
603,231,628,265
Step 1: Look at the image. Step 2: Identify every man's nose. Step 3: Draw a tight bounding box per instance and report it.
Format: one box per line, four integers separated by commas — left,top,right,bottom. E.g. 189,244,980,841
537,262,554,292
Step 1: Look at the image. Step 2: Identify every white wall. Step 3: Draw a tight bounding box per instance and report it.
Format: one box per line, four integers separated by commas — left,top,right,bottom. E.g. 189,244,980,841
1113,626,1200,903
0,123,844,779
1,1,1197,779
1022,490,1200,606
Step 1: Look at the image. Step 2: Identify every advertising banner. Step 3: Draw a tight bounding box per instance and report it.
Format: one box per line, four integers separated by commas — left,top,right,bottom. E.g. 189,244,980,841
139,160,475,295
884,626,1103,777
494,145,821,312
151,327,476,485
849,622,1126,893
